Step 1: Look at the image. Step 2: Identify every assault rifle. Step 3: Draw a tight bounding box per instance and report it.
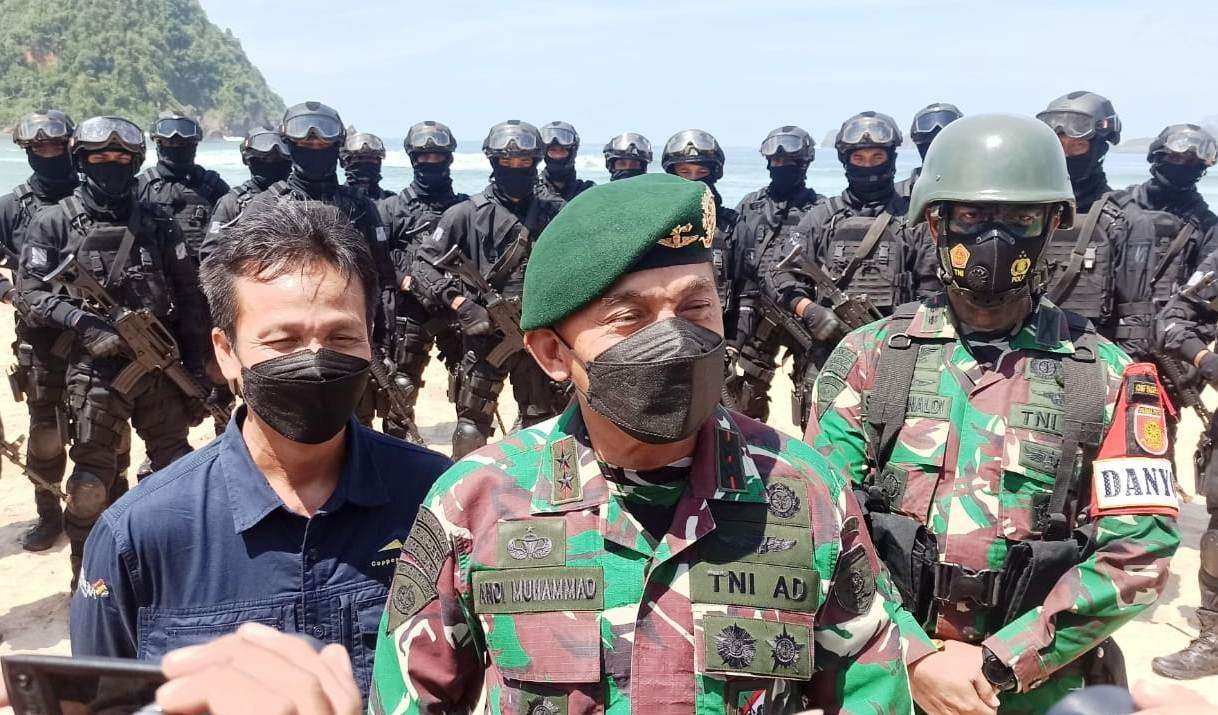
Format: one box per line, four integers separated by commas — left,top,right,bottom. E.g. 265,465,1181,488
773,244,882,330
1170,271,1218,493
43,254,231,424
369,353,424,444
431,246,524,368
0,418,66,500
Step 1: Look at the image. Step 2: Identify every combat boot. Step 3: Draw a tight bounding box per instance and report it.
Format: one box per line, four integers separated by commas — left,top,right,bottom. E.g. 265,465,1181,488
1152,609,1218,679
21,489,63,552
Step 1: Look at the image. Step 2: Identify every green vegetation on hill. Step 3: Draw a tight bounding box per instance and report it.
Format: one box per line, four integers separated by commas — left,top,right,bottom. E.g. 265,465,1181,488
0,0,284,136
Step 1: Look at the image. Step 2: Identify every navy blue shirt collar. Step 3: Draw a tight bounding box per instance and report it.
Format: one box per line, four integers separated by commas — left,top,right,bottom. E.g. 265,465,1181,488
218,406,390,534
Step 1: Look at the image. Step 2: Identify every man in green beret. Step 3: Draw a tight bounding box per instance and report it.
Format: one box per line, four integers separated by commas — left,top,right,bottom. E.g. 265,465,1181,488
369,173,915,714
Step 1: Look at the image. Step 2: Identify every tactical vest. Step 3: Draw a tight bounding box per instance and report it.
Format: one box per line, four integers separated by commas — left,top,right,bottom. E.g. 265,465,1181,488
739,192,816,281
1040,195,1116,323
821,198,909,313
61,196,176,321
1113,194,1197,305
231,182,263,216
467,192,554,298
141,167,222,255
5,183,39,259
388,187,463,269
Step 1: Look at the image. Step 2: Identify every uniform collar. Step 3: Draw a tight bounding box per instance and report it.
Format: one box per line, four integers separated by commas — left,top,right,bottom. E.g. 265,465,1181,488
528,403,767,515
905,293,1076,354
218,406,389,533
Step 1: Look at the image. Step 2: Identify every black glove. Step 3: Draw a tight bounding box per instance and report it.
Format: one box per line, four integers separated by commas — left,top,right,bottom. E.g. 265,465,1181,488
72,313,124,358
456,299,492,336
1198,352,1218,386
800,304,844,342
1158,316,1198,352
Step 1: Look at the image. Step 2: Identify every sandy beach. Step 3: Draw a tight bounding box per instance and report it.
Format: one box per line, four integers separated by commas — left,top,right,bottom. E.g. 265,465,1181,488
1,300,1215,702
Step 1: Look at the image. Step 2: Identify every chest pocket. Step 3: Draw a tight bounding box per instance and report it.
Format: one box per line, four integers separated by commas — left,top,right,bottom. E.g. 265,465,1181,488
471,517,604,714
1039,211,1115,322
79,221,174,319
136,597,296,659
999,360,1068,541
1146,210,1194,303
825,214,908,311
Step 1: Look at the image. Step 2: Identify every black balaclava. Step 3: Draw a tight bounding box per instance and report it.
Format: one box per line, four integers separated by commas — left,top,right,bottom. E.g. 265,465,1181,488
768,164,806,200
1066,141,1110,210
344,160,383,194
543,152,577,185
289,141,341,190
412,160,454,199
491,160,537,204
248,158,291,189
79,152,137,214
611,165,646,182
27,149,78,198
843,149,897,204
157,142,198,172
916,141,933,161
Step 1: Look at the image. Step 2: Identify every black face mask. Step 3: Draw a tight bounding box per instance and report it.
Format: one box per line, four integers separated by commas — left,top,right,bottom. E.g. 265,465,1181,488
570,318,725,444
545,156,576,180
413,162,452,194
845,157,896,201
768,165,805,199
344,161,382,186
610,167,646,182
29,152,75,182
248,158,291,187
240,348,370,444
159,144,197,167
291,144,340,181
916,141,933,161
81,161,136,203
493,165,537,202
1151,161,1207,190
691,175,723,208
938,226,1048,308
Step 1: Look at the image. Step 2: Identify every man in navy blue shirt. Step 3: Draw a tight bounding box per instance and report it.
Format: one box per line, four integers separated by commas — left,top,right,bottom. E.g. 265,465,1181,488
69,198,450,698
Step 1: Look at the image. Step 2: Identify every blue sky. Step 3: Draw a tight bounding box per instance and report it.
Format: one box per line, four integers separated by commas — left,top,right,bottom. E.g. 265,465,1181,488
200,0,1217,148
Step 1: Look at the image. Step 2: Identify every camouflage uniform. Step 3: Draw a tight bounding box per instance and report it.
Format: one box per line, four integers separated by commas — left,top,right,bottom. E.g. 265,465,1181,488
805,293,1181,712
370,405,915,714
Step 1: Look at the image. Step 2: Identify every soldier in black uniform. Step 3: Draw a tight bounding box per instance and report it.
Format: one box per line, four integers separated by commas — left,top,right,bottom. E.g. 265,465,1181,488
661,129,741,329
137,113,229,262
376,121,468,438
16,116,208,586
1,110,79,551
724,126,825,422
412,120,565,458
536,121,594,201
202,128,291,263
895,102,962,199
602,132,651,181
1140,126,1218,681
341,130,395,201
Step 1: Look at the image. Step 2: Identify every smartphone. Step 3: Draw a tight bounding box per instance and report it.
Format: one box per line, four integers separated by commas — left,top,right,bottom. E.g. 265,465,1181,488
1,654,166,715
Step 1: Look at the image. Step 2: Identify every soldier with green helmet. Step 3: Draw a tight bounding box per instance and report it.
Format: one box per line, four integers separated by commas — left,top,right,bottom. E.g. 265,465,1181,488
371,174,913,714
805,114,1181,713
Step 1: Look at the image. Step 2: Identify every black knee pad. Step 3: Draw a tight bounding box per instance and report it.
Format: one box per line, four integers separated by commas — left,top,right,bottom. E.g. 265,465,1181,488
452,419,489,458
27,422,66,462
65,471,109,523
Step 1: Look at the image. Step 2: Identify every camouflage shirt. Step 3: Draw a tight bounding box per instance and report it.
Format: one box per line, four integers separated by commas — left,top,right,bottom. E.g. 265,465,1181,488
370,405,912,714
805,294,1181,704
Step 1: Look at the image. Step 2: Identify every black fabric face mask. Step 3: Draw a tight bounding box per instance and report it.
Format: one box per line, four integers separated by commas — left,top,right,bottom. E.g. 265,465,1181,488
291,144,340,181
413,162,452,194
344,161,382,187
693,175,723,208
493,165,537,202
938,228,1048,308
845,158,896,200
545,156,576,180
571,318,725,444
159,144,197,167
240,348,370,444
1151,161,1207,190
768,165,805,198
248,159,291,187
610,167,646,182
81,161,136,203
29,152,75,183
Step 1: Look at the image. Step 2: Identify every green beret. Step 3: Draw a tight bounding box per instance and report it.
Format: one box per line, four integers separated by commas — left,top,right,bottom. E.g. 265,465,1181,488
521,173,716,330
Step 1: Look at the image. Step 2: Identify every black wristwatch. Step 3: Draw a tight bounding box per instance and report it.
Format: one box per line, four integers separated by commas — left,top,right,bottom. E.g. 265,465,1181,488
981,647,1017,692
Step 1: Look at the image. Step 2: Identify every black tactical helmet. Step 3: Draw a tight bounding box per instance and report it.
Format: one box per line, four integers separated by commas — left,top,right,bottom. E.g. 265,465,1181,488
603,132,653,171
13,109,75,147
834,111,902,163
340,129,387,164
482,120,544,161
240,127,291,164
150,112,203,143
1147,124,1218,167
279,101,346,144
662,129,726,182
71,116,146,164
405,121,457,161
540,121,580,153
1036,91,1122,146
760,126,814,166
910,103,963,146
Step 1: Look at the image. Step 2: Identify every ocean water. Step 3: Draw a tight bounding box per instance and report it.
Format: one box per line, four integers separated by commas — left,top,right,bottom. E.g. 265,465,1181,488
1,139,1216,209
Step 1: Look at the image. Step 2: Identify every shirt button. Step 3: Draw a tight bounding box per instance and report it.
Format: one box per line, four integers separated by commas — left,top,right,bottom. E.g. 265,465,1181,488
311,625,326,638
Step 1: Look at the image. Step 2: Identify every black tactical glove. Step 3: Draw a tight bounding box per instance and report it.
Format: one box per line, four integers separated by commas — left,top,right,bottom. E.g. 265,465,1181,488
456,299,493,336
72,313,124,358
1198,352,1218,387
1157,315,1197,352
800,304,845,342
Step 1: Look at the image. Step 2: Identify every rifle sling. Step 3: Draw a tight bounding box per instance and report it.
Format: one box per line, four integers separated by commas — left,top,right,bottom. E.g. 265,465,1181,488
1046,193,1110,304
836,211,892,290
1150,222,1196,288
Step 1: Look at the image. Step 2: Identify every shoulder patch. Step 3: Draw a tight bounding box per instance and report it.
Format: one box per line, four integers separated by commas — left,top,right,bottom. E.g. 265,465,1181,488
823,344,858,379
1091,457,1179,518
386,506,452,633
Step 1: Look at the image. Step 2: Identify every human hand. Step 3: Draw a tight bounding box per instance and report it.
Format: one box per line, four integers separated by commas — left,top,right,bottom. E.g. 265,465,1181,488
156,622,361,715
909,640,1001,715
